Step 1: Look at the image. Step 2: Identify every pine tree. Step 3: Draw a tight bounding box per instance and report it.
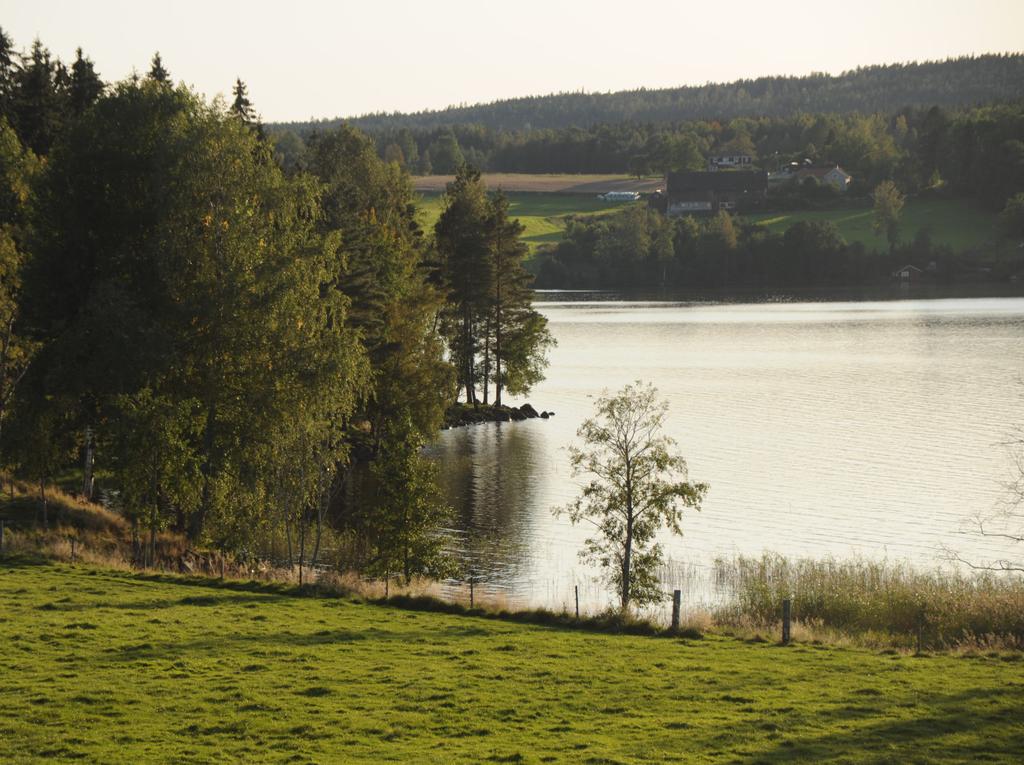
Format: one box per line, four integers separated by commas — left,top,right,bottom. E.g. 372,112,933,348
434,165,493,403
485,192,552,405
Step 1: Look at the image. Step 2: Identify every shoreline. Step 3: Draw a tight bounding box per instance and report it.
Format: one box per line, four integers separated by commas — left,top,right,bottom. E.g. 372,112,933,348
443,402,554,429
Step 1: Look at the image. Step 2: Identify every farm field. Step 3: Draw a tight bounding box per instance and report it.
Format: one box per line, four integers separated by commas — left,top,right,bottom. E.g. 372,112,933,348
417,187,999,255
2,561,1022,764
412,173,662,194
416,191,636,251
745,198,999,252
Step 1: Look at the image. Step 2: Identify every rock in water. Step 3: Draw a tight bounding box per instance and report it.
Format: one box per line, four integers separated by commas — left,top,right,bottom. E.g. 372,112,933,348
519,403,540,418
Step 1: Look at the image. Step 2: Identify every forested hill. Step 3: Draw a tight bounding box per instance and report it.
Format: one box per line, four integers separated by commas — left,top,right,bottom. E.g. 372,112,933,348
283,54,1024,133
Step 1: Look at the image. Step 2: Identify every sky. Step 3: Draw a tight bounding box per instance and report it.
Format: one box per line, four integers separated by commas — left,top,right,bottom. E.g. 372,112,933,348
2,0,1022,123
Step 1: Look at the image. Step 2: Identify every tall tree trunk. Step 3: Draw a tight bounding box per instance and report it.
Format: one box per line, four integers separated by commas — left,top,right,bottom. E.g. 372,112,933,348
81,426,95,500
482,319,491,405
39,477,48,529
298,513,306,586
190,402,217,541
285,511,294,567
494,307,503,406
149,513,157,569
622,514,633,611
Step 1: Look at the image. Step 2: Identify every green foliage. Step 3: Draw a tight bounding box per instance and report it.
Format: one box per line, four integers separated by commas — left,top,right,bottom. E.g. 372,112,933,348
872,180,906,251
147,52,169,84
557,381,707,609
435,169,552,405
305,123,452,445
428,129,464,174
68,48,103,115
274,58,1024,206
229,78,255,123
20,81,368,544
354,429,456,584
1000,192,1024,240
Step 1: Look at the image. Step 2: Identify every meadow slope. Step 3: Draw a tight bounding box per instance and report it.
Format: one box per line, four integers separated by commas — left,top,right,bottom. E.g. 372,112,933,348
1,561,1022,764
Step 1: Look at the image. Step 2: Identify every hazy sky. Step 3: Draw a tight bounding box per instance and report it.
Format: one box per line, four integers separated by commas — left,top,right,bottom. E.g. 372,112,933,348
2,0,1022,122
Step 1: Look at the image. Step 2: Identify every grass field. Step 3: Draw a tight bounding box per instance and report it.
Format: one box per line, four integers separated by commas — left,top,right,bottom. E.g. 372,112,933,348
416,192,999,255
417,192,635,252
745,198,999,252
3,561,1023,763
412,174,662,194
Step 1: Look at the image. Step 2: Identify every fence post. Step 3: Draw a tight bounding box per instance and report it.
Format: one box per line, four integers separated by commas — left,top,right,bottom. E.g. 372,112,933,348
671,589,682,631
916,609,925,655
782,599,792,645
469,579,474,608
575,585,579,619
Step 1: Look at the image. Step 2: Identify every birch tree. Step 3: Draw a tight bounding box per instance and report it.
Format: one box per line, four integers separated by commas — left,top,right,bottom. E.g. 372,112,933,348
556,381,707,610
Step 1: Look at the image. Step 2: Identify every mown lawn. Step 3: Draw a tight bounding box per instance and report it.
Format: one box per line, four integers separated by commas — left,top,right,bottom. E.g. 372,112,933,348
416,192,634,252
745,198,999,252
2,561,1022,764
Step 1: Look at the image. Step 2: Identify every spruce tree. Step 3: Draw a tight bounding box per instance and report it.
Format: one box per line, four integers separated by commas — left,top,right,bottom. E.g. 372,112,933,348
0,28,18,121
147,52,170,84
11,39,67,154
230,77,254,123
69,48,104,115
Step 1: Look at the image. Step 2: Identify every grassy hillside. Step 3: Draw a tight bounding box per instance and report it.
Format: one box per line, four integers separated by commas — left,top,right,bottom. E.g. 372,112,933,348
2,561,1022,763
412,174,662,194
745,198,999,252
416,193,999,255
416,192,635,252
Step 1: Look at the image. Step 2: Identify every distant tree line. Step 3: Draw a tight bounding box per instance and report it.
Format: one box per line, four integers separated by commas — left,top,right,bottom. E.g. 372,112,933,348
288,54,1024,133
0,32,551,582
272,102,1024,211
535,206,1020,291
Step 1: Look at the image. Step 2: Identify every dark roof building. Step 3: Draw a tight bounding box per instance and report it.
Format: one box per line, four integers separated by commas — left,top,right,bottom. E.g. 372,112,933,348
665,170,768,215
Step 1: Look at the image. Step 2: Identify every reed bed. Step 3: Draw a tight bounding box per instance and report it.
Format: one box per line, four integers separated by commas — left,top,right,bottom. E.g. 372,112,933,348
712,553,1024,650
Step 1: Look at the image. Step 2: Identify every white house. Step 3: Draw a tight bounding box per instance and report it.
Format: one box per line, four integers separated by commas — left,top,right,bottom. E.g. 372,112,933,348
707,153,754,171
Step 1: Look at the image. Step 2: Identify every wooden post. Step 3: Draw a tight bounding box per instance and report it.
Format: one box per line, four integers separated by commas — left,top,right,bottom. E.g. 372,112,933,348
574,585,579,619
671,589,682,631
782,599,791,645
469,579,475,609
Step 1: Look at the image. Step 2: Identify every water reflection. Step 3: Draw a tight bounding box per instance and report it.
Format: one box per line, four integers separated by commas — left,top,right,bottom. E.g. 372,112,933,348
427,295,1024,611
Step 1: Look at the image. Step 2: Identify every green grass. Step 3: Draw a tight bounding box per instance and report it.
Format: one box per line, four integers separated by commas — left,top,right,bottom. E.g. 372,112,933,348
418,193,999,255
416,192,635,253
3,561,1023,763
746,198,999,252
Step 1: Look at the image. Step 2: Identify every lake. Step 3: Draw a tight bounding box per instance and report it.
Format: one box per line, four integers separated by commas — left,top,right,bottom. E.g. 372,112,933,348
426,293,1024,613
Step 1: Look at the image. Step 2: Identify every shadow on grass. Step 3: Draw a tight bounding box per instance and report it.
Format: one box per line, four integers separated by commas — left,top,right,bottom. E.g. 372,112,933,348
735,686,1024,764
88,568,692,641
0,552,52,568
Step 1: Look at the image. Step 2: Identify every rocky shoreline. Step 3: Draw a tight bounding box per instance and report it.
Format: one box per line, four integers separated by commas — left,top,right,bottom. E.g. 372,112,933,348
443,402,555,429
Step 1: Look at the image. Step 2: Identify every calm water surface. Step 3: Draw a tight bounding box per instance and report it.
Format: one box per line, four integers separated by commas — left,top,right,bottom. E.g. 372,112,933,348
426,295,1024,612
